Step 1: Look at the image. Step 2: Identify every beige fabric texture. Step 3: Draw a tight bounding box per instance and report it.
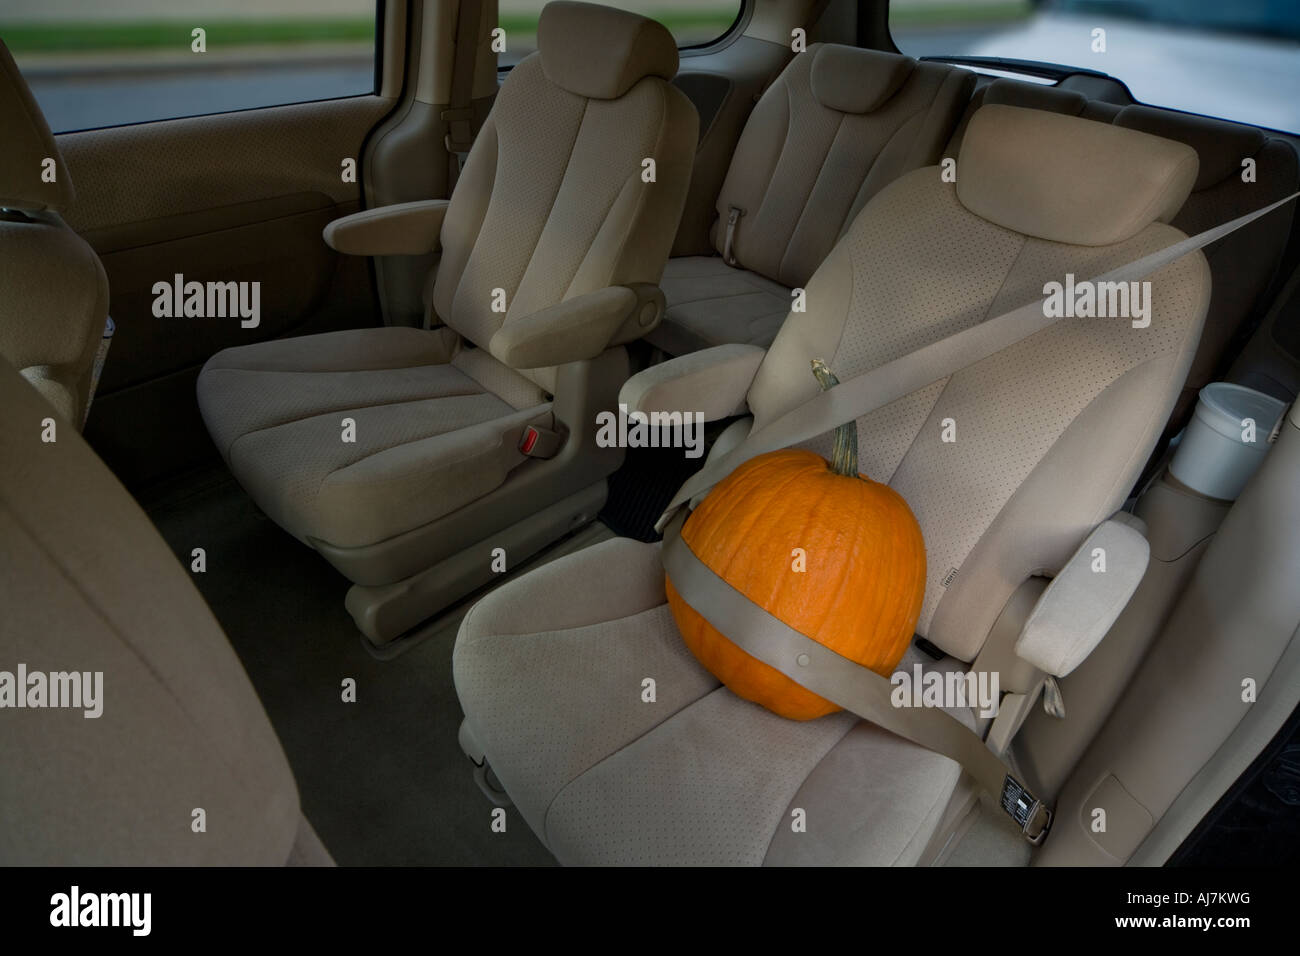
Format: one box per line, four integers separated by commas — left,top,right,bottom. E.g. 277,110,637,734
749,162,1209,659
197,328,551,550
1,214,109,429
453,109,1212,863
487,285,636,368
809,42,917,114
653,43,972,352
956,104,1199,246
199,21,695,565
655,255,794,352
0,40,73,212
432,51,697,392
536,0,679,100
618,342,765,420
947,80,1299,430
453,536,965,865
1112,106,1298,417
1014,518,1150,677
0,359,303,865
0,40,109,430
322,199,449,255
713,44,974,288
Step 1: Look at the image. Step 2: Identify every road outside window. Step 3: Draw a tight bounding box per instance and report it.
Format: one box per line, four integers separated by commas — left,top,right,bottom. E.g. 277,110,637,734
1,0,376,133
891,0,1300,134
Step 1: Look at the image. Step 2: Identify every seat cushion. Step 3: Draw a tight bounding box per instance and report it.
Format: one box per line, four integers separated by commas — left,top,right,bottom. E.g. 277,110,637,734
197,327,551,551
453,536,965,866
649,255,793,354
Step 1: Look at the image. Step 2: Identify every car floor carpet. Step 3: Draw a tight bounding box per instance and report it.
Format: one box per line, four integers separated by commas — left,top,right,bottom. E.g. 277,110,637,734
142,465,563,866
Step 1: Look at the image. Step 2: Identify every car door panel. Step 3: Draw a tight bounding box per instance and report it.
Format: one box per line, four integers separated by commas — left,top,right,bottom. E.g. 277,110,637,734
58,95,395,488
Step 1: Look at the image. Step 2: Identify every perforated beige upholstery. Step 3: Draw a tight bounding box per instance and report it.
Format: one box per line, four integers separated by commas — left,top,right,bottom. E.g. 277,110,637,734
197,3,698,607
0,40,108,428
199,329,551,551
951,79,1299,429
454,105,1211,865
650,44,973,354
0,357,326,865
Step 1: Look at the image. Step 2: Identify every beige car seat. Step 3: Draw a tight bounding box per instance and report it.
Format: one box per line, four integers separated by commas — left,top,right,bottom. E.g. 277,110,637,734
650,43,974,355
196,2,699,645
452,104,1210,865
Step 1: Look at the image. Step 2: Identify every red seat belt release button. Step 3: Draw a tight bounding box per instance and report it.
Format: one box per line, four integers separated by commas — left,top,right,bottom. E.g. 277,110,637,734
519,425,563,459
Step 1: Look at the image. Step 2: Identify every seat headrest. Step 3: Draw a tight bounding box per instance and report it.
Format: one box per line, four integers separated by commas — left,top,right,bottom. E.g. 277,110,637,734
537,1,679,100
957,104,1198,246
0,40,73,213
983,78,1088,117
1114,105,1267,191
810,44,916,114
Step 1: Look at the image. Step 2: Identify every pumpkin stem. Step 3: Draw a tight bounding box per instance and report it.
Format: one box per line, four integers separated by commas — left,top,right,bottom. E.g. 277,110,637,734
811,358,860,479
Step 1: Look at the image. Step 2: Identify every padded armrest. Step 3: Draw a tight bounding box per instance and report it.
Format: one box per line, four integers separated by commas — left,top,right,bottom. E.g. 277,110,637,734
619,344,765,421
489,284,665,369
322,199,450,256
1015,513,1150,677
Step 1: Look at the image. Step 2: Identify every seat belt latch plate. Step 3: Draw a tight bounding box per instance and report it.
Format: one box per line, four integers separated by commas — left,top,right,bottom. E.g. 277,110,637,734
1001,774,1053,845
519,425,563,459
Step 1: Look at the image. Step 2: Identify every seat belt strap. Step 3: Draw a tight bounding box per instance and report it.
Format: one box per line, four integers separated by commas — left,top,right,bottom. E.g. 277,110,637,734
444,0,483,194
82,315,114,429
656,190,1300,533
661,510,1053,843
723,206,745,266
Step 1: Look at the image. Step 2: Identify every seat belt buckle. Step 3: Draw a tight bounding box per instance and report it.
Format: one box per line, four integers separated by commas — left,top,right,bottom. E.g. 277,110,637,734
519,424,563,459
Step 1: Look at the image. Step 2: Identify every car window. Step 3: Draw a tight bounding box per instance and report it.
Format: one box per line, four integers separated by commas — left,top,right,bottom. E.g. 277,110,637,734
1,0,377,133
890,0,1300,134
498,0,743,68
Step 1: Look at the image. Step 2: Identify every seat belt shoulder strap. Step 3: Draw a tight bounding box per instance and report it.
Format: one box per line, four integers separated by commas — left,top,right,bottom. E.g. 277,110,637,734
445,0,484,191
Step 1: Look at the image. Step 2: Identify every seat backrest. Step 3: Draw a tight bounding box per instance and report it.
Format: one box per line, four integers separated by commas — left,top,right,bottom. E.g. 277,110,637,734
432,0,698,393
0,356,310,864
746,105,1209,662
712,44,974,289
952,79,1300,427
0,40,108,428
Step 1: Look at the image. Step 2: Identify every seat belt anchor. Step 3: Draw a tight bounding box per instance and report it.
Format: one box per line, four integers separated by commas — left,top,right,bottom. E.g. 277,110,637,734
723,206,746,266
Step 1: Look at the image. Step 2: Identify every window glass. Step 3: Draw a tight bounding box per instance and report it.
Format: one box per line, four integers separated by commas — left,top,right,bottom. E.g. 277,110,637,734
498,0,743,68
890,0,1300,133
2,0,377,133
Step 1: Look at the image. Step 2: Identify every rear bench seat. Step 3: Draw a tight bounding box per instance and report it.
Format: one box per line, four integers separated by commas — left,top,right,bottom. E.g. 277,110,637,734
947,79,1300,429
647,44,973,355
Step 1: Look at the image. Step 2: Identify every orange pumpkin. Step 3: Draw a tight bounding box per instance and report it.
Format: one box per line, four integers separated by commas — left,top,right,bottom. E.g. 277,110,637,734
666,359,927,720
